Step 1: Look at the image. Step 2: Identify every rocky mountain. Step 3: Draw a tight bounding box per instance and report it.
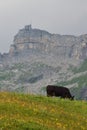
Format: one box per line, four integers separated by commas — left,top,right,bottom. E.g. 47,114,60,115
0,25,87,100
0,25,87,65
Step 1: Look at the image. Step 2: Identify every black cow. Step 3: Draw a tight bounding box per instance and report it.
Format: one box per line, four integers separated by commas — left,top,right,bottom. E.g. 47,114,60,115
46,85,74,100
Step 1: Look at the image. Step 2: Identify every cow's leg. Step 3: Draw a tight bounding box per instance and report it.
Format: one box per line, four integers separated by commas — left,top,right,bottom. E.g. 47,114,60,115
47,94,51,97
61,95,66,99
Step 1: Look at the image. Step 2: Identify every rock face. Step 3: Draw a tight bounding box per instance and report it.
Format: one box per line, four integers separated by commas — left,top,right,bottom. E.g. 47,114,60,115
10,25,87,58
0,25,87,99
0,25,87,66
9,25,51,54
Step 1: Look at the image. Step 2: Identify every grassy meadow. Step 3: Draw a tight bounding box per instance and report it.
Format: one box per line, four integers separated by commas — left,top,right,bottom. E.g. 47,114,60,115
0,92,87,130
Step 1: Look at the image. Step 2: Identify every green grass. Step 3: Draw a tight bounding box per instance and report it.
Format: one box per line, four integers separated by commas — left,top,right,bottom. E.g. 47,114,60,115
0,92,87,130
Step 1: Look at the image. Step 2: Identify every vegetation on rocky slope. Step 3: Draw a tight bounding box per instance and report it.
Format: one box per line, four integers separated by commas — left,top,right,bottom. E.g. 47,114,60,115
0,59,87,100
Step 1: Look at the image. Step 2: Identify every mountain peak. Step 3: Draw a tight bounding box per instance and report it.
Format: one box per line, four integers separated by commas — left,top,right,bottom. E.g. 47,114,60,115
0,25,87,66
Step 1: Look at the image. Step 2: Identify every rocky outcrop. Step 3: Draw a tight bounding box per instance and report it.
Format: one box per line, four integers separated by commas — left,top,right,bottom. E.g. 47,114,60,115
0,25,87,99
9,25,51,54
0,25,87,66
9,25,87,58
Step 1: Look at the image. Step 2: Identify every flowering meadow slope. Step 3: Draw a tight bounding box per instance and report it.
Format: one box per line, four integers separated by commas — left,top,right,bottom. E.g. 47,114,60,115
0,92,87,130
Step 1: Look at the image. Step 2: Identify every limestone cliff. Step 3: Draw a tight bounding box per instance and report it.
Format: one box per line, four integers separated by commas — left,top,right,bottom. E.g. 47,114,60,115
0,25,87,99
0,25,87,66
9,25,87,60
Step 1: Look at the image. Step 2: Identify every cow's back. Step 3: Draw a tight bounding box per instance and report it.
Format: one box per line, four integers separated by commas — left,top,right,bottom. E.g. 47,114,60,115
54,86,71,97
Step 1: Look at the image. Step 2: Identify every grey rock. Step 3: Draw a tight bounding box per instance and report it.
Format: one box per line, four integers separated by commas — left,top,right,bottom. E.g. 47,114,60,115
0,25,87,99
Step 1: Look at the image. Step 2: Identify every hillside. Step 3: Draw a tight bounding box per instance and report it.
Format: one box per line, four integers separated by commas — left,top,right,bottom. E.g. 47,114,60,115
0,25,87,99
0,59,87,100
56,59,87,100
0,92,87,130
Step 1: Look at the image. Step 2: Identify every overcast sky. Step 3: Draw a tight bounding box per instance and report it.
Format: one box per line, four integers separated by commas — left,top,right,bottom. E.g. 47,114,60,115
0,0,87,53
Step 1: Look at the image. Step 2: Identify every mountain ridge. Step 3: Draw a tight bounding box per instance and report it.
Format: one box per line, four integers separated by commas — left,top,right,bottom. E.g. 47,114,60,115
0,25,87,66
0,25,87,99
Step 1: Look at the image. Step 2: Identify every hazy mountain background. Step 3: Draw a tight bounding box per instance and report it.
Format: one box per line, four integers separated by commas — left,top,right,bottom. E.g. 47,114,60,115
0,25,87,100
0,0,87,53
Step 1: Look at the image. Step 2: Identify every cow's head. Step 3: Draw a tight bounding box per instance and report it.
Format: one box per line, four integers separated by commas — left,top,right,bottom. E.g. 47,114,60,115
71,96,74,100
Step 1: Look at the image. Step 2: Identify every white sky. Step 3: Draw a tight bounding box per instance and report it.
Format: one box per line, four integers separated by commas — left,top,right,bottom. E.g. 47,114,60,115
0,0,87,53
